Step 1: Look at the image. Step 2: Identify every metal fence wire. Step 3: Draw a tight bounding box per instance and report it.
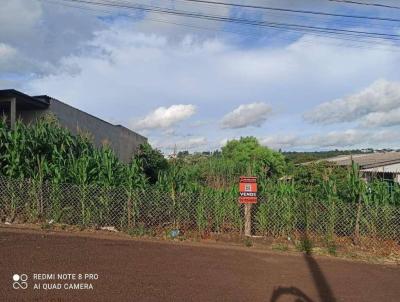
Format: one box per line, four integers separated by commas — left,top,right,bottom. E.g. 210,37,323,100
0,176,399,246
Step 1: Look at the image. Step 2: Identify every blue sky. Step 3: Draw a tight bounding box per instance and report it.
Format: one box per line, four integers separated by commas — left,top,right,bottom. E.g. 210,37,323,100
1,0,400,153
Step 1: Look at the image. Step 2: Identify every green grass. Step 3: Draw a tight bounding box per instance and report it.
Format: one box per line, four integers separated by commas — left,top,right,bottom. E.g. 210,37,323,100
297,237,313,255
243,237,253,247
326,241,337,256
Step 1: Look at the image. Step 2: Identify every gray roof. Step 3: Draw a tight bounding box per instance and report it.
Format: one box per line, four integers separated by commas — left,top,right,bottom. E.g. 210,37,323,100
361,163,400,173
0,89,147,142
0,89,50,109
321,152,400,169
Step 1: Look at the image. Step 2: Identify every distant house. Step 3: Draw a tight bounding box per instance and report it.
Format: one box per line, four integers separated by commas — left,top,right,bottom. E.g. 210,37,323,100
318,152,400,184
0,89,147,163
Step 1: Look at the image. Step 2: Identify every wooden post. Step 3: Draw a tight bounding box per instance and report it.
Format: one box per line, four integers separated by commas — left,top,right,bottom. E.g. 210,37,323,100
244,203,252,236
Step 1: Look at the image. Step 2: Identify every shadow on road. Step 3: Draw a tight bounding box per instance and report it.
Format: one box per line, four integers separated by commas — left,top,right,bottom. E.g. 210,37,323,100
304,254,336,302
270,286,314,302
270,236,337,302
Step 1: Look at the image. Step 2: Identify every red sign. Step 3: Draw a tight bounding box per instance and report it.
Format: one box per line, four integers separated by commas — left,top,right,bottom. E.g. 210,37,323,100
239,176,257,204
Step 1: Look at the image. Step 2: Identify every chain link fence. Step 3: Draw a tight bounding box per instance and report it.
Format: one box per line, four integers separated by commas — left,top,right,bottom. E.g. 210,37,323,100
0,176,399,248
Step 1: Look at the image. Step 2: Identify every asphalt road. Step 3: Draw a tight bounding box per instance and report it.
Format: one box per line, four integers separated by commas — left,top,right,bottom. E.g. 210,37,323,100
0,227,399,302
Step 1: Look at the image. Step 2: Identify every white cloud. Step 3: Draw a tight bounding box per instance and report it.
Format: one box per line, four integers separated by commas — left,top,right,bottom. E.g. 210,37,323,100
163,128,176,136
0,43,16,57
0,0,103,76
156,136,208,151
260,134,299,149
0,43,18,71
132,104,196,130
262,128,400,150
304,129,368,148
27,27,400,125
219,138,230,147
0,43,54,75
360,107,400,128
221,102,272,129
0,0,42,38
304,80,400,124
23,22,400,150
3,0,400,153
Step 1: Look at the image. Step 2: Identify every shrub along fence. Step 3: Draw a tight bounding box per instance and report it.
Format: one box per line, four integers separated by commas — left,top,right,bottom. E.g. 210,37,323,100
0,176,399,249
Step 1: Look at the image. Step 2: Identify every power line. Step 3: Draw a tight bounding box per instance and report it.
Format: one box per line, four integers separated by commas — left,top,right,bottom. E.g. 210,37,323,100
43,0,400,52
329,0,400,10
108,1,400,33
178,0,400,22
176,0,400,32
55,0,400,42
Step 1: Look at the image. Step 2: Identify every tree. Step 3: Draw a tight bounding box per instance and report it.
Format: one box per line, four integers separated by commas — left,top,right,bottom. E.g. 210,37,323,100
136,143,168,184
221,137,286,176
177,151,189,158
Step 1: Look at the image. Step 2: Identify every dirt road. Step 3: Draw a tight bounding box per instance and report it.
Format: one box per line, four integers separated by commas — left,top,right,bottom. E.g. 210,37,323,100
0,227,399,302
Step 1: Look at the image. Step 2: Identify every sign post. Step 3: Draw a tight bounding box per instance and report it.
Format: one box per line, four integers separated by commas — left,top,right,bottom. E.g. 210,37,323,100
239,176,257,237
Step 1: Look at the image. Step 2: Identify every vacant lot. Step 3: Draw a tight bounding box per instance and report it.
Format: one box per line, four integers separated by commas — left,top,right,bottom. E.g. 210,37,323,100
0,227,399,302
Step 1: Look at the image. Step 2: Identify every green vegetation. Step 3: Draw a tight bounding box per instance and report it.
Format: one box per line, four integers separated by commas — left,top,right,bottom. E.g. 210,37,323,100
297,236,313,255
243,237,253,247
0,115,146,187
0,116,399,246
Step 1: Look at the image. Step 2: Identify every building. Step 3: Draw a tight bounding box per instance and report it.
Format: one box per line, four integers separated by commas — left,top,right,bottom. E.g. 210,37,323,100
0,89,147,162
320,152,400,184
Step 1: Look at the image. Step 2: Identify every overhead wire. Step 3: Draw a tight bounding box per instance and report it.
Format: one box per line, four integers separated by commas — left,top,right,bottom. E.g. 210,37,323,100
41,0,400,52
177,0,400,22
328,0,400,10
166,0,400,32
52,0,400,42
169,0,400,35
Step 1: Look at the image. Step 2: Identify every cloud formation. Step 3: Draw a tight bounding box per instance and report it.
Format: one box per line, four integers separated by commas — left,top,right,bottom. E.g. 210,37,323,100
0,0,102,77
0,43,17,72
26,28,400,151
360,107,400,128
11,7,400,152
260,134,298,150
0,0,42,38
155,136,208,151
221,102,272,129
132,104,196,130
262,128,400,150
304,80,400,125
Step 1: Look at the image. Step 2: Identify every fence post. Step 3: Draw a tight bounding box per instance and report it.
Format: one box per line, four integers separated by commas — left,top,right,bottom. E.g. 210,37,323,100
244,203,252,236
127,194,132,229
39,181,44,217
354,200,362,245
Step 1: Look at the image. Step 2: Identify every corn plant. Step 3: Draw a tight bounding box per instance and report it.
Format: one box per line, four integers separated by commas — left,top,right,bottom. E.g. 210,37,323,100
68,150,93,226
347,161,366,244
321,173,338,241
123,158,147,229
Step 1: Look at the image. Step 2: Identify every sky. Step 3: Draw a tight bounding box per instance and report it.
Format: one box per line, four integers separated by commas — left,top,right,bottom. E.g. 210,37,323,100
1,0,400,154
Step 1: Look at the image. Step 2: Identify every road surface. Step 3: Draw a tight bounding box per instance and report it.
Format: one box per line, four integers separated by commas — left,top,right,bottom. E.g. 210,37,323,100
0,227,399,302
